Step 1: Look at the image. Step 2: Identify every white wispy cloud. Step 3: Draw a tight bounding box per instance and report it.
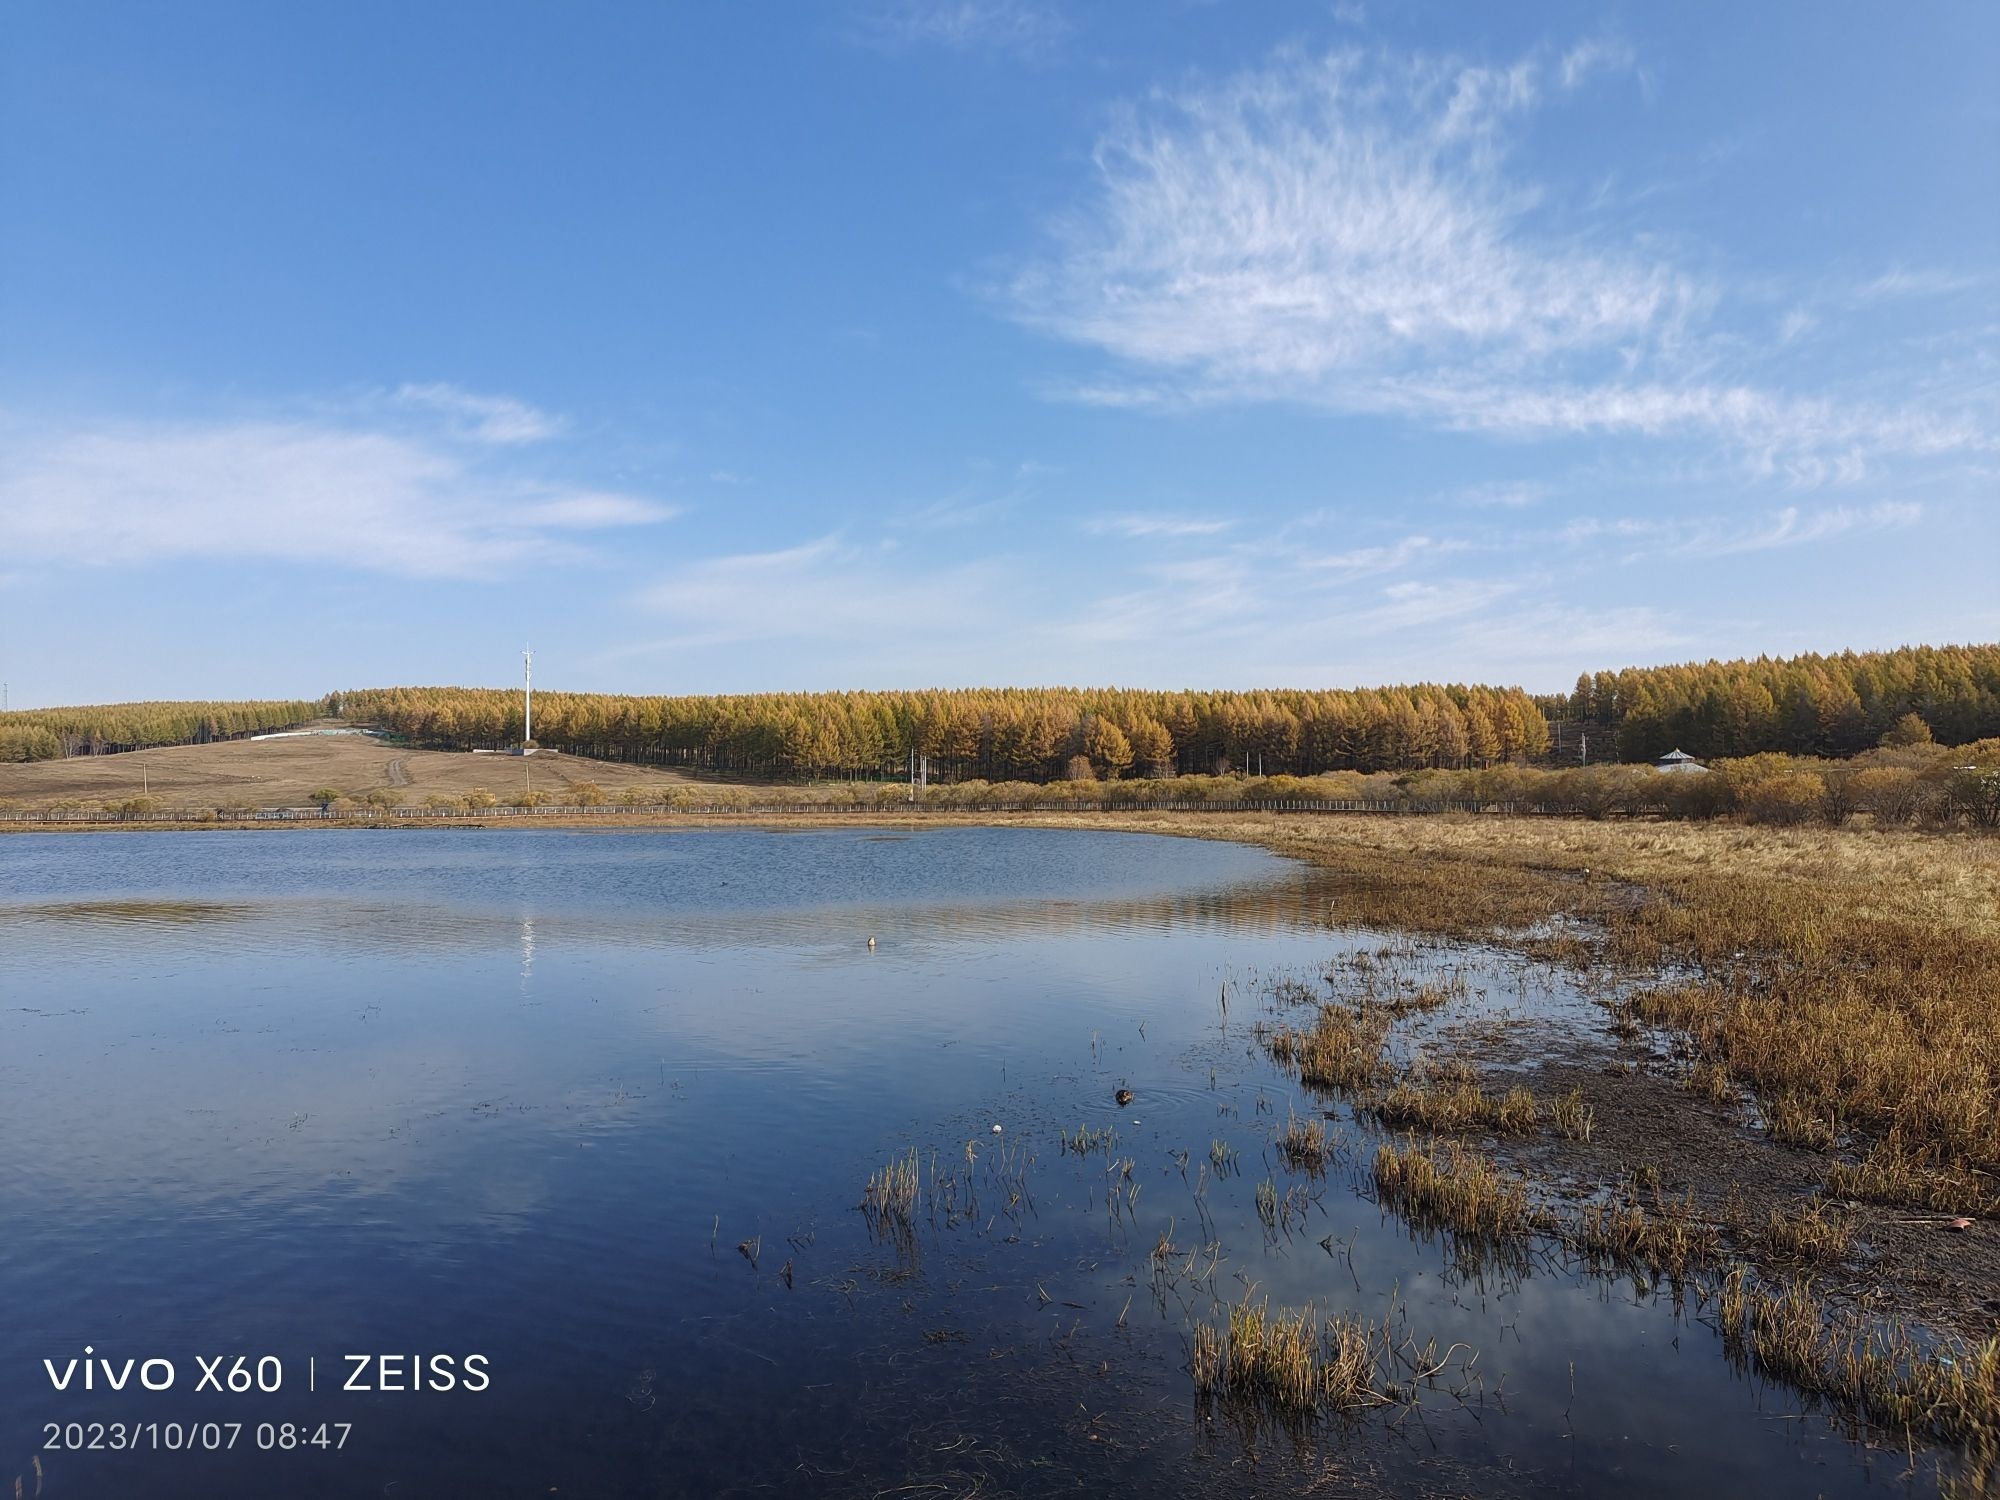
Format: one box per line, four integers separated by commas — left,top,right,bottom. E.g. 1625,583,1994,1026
1562,501,1922,560
392,382,563,444
1296,534,1460,576
1084,512,1236,539
1006,43,1994,475
1011,47,1695,390
1853,267,1985,303
1451,479,1548,508
856,0,1067,55
0,411,675,578
1557,37,1635,90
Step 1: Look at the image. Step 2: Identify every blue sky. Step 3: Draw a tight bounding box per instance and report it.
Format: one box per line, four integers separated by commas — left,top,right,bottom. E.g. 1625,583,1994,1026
2,2,1995,707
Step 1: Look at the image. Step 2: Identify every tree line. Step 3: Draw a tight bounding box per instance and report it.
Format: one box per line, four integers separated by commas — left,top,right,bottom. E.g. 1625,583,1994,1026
331,684,1553,780
1551,644,2000,761
4,644,1995,778
0,699,321,763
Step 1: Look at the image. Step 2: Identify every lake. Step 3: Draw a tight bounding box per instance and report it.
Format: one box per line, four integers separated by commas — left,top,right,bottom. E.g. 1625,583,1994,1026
0,828,1934,1496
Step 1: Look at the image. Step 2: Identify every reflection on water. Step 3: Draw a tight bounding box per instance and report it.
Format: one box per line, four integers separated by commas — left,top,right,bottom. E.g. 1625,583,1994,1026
26,897,259,926
0,829,1940,1497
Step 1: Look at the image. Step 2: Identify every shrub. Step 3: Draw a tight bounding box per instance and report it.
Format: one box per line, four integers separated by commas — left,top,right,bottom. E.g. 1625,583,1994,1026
1847,765,1929,826
1736,771,1825,825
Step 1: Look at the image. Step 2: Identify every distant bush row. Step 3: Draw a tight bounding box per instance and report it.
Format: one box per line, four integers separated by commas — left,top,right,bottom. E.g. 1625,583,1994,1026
10,743,1996,829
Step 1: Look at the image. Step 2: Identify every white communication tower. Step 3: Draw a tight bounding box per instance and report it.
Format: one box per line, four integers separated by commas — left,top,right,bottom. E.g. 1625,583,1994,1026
523,646,534,747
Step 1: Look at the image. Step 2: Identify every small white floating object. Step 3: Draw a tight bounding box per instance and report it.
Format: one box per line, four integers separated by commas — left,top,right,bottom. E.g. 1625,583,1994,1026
990,1124,1004,1134
866,936,877,949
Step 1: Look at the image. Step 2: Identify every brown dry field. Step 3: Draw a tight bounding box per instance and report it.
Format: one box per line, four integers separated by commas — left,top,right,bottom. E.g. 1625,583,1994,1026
0,728,692,809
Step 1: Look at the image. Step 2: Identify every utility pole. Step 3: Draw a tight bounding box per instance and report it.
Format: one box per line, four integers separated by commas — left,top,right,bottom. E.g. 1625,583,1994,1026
523,646,533,748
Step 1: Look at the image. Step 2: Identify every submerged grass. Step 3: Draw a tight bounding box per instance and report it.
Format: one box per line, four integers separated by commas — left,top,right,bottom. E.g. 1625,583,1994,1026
1371,1136,1532,1242
1368,1081,1538,1136
1566,1192,1718,1280
1720,1268,2000,1450
1191,1298,1388,1415
862,1149,920,1227
1276,1111,1331,1172
1261,1006,1387,1094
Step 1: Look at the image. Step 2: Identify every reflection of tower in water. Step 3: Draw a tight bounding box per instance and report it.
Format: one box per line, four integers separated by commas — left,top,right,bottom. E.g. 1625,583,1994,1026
519,914,536,989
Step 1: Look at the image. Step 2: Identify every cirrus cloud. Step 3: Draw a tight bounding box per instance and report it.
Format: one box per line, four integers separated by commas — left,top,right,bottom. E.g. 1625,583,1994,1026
1006,42,1995,477
0,401,676,579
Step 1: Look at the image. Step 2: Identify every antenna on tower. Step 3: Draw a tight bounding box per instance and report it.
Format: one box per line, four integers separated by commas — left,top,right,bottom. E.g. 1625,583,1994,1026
523,645,533,749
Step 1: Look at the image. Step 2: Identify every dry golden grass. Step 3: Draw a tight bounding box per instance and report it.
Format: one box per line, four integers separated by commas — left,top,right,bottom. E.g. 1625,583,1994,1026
1192,1298,1387,1415
1551,1087,1595,1141
862,1149,921,1226
1721,1268,2000,1449
1567,1193,1718,1280
1276,1111,1331,1171
1368,1081,1538,1136
1052,812,1999,1212
1755,1201,1854,1267
1372,1136,1532,1241
0,727,689,812
1261,1007,1387,1094
1826,1137,1997,1215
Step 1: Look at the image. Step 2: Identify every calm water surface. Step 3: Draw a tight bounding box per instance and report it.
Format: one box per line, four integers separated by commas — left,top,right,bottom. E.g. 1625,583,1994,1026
0,829,1937,1497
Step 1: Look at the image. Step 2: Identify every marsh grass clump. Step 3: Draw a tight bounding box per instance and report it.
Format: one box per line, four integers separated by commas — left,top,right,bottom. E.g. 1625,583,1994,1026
1420,1056,1481,1089
1686,1059,1737,1106
1262,1007,1387,1094
1192,1299,1388,1416
1718,1272,2000,1451
1060,1123,1117,1157
1277,1111,1330,1172
1826,1137,1998,1216
1629,985,1721,1032
1372,1137,1532,1242
1254,1177,1280,1232
1745,1277,1829,1391
1227,1301,1322,1412
1551,1087,1595,1141
1368,1082,1537,1136
1191,1322,1224,1394
1755,1200,1854,1267
1351,971,1468,1017
1764,1092,1840,1151
862,1149,921,1227
1567,1192,1717,1280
